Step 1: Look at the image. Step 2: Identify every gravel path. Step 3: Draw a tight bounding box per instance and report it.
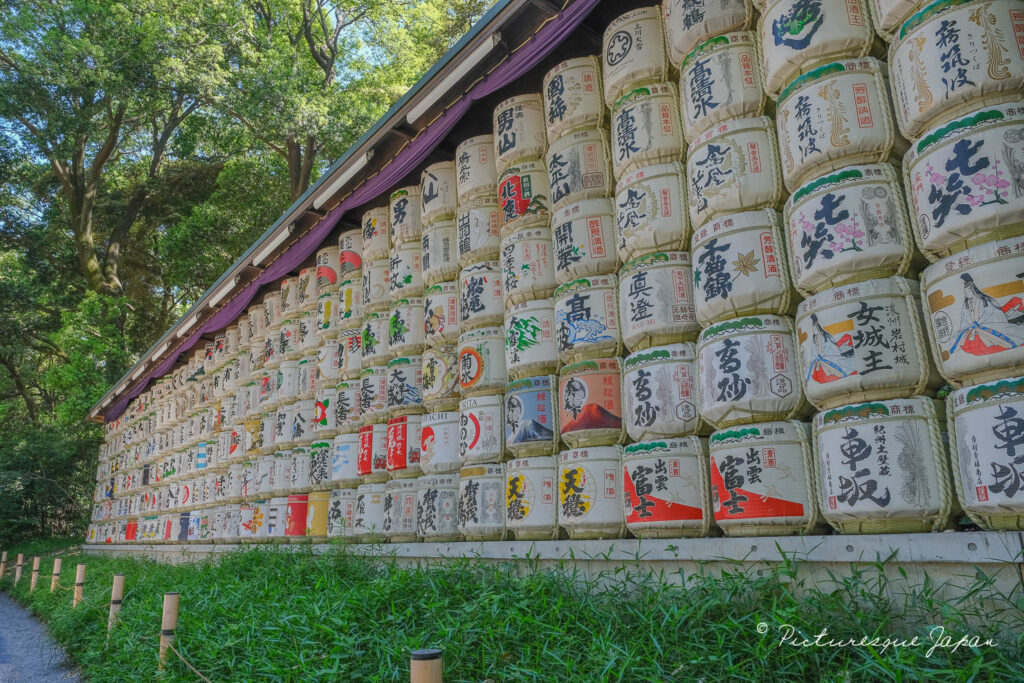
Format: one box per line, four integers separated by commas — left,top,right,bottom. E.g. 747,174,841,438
0,593,80,682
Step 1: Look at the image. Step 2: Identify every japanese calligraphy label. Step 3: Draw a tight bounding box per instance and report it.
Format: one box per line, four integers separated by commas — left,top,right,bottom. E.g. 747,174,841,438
276,360,300,406
421,220,458,287
337,229,363,276
500,228,556,305
299,310,321,354
360,312,389,366
459,395,504,465
776,59,906,193
922,234,1024,386
455,135,498,203
361,258,389,313
386,415,423,478
331,432,360,486
336,327,362,380
458,326,507,396
679,31,766,143
665,0,755,68
384,478,419,541
796,276,939,409
263,291,283,331
316,246,341,294
814,397,956,533
386,355,424,415
358,365,388,425
388,242,424,300
416,473,459,540
456,196,501,267
356,422,388,483
308,441,332,491
903,103,1024,260
334,273,363,330
759,0,876,99
459,261,504,329
948,377,1024,530
697,315,808,427
421,161,457,224
785,164,912,296
687,116,785,230
389,186,422,246
361,206,390,262
354,482,386,538
615,161,689,261
558,446,625,539
327,488,357,538
424,282,460,348
288,447,311,493
421,345,459,411
552,198,618,285
867,0,918,40
421,411,461,473
692,209,794,325
559,357,625,448
611,83,685,179
493,94,548,171
623,343,704,441
334,380,361,434
623,437,711,537
890,0,1024,139
505,299,559,379
602,7,669,105
317,293,338,339
546,127,612,211
388,298,424,358
298,267,318,312
497,159,551,235
505,455,558,539
555,275,622,362
505,376,559,458
708,420,823,535
458,463,506,540
542,56,605,140
619,251,699,351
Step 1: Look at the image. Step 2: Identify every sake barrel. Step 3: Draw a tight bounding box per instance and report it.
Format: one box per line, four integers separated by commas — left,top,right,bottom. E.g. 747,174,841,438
691,209,794,325
239,500,266,541
505,376,559,458
551,199,618,285
279,319,300,361
421,411,461,474
316,246,341,295
785,164,915,296
305,490,329,541
623,437,713,538
555,275,622,362
276,360,300,406
284,494,308,540
890,0,1024,140
362,258,390,313
558,446,625,539
708,420,824,535
868,0,918,40
559,358,625,448
383,478,418,542
273,403,295,449
458,463,506,540
759,0,877,99
359,365,388,425
297,353,319,401
665,0,755,68
456,196,501,267
611,83,685,179
264,291,284,331
298,267,318,312
386,356,424,416
422,224,461,299
505,299,558,379
331,432,360,488
357,422,388,483
388,242,423,300
619,251,699,351
421,345,459,412
602,7,669,105
281,277,301,318
499,228,556,304
299,311,321,354
776,59,906,193
386,414,423,478
697,315,809,427
337,229,363,277
317,293,338,340
289,446,311,493
814,397,957,533
308,439,332,491
361,312,390,367
947,377,1024,530
546,128,612,212
271,450,291,496
497,159,551,235
388,298,424,359
687,116,785,230
921,235,1024,387
903,103,1024,261
795,277,939,409
679,32,767,143
421,161,457,224
456,135,497,203
416,474,460,541
494,94,547,171
361,206,390,262
459,261,504,329
327,488,357,538
337,328,362,380
390,186,422,246
543,56,605,140
317,340,341,386
422,282,459,348
614,162,690,261
332,271,362,328
505,456,558,540
623,343,705,441
354,482,386,541
458,327,507,396
258,412,275,454
458,395,504,465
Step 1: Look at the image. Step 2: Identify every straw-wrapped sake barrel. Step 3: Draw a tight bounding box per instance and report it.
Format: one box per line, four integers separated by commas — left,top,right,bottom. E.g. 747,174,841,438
383,478,418,542
422,282,459,349
618,251,699,351
497,159,551,236
623,437,713,538
551,199,618,285
555,275,622,362
505,299,558,380
388,242,423,300
602,7,668,105
458,326,506,397
337,328,361,380
336,380,362,434
543,57,605,140
493,94,547,171
664,0,755,68
504,376,559,458
356,422,387,483
386,356,423,416
386,414,422,479
331,432,360,488
421,220,458,286
421,161,457,224
362,207,390,262
361,312,389,367
388,298,424,359
456,135,497,204
813,397,958,533
610,83,685,179
558,446,625,539
305,491,329,541
354,482,386,541
459,261,504,329
390,186,422,246
458,463,506,540
359,366,387,426
623,343,705,441
546,128,612,212
499,228,556,305
459,395,504,465
559,358,625,448
362,258,389,313
795,277,939,409
421,345,459,412
867,0,917,41
947,377,1024,530
416,473,459,541
614,162,690,261
505,456,558,540
327,488,357,539
421,411,461,474
456,196,501,267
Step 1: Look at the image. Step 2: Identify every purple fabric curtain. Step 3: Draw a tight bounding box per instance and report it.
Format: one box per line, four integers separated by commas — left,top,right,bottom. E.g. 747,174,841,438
105,0,603,421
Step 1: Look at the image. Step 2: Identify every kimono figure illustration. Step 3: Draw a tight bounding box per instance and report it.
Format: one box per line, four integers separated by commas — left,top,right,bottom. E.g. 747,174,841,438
806,313,857,383
950,273,1024,356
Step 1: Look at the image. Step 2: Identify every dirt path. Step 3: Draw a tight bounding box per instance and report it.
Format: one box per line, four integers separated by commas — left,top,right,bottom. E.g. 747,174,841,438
0,593,80,682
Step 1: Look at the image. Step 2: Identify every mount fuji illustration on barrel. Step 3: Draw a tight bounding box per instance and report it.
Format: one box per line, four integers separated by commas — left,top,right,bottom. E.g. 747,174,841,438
562,403,622,433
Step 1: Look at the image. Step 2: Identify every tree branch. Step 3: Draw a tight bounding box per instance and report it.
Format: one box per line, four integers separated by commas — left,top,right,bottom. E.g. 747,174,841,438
0,356,39,423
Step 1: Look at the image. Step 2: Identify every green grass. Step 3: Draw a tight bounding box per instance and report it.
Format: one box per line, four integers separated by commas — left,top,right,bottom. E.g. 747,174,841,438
1,540,1023,681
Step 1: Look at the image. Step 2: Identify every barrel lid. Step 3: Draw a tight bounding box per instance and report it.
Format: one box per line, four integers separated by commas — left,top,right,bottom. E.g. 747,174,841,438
623,437,703,459
709,421,808,449
505,375,556,393
554,274,616,298
390,185,419,201
545,54,601,80
553,197,613,222
777,58,886,106
680,31,754,73
560,445,623,460
498,158,546,178
949,376,1024,410
623,343,696,370
692,209,780,249
906,104,1018,163
798,277,918,316
686,115,773,155
619,250,691,277
501,226,551,243
787,164,897,208
895,0,970,42
559,357,622,376
815,397,941,427
458,393,503,408
615,161,684,193
612,83,677,113
923,234,1024,289
698,315,791,345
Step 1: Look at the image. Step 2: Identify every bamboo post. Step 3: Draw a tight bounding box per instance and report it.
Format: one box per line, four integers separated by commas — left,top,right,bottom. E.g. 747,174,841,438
29,557,40,592
107,574,126,633
0,550,6,579
72,564,86,608
158,592,179,670
14,554,23,585
51,557,62,592
410,648,443,683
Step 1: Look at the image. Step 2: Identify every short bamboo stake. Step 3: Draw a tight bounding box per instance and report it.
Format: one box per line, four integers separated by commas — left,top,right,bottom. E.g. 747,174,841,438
410,648,443,683
158,592,180,670
107,574,125,633
72,564,86,608
14,553,24,585
51,557,62,592
29,557,40,592
0,550,7,579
